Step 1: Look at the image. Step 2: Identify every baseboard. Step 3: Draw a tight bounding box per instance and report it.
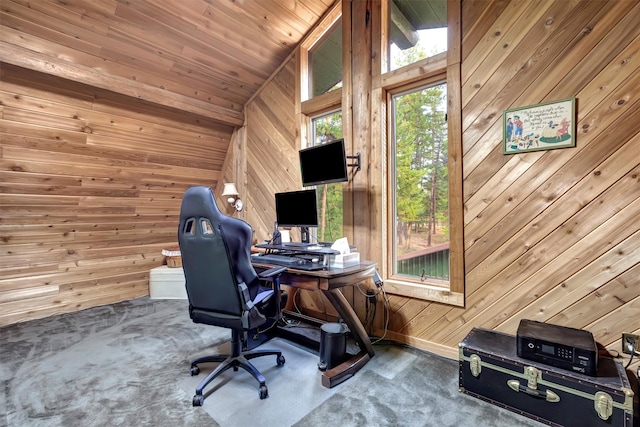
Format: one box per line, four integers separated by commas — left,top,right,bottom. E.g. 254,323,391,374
375,329,458,360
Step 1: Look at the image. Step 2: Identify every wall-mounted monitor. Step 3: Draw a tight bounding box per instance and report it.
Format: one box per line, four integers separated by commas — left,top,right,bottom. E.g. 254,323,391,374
299,139,348,187
275,189,318,243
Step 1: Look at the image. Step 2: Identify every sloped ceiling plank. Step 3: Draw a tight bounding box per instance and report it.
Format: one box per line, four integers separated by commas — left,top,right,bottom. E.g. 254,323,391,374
0,41,245,126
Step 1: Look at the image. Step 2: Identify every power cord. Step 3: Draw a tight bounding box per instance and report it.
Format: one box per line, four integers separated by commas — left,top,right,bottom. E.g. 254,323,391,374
356,270,390,345
292,287,303,315
371,284,390,345
364,289,377,333
284,269,392,345
624,340,639,369
356,280,381,333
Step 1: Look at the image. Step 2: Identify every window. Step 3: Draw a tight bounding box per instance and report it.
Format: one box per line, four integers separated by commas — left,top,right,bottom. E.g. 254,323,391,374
390,82,449,284
309,18,342,98
295,0,463,304
310,110,343,242
382,0,462,303
388,0,447,72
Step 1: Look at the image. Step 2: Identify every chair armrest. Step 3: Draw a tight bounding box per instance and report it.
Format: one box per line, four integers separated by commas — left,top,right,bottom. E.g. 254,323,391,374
258,266,287,280
257,266,286,322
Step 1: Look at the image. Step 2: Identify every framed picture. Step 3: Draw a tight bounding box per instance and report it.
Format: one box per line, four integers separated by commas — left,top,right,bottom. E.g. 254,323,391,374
503,97,576,154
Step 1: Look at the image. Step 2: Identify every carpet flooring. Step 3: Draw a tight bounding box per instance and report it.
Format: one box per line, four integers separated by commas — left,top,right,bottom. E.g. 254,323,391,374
1,297,548,427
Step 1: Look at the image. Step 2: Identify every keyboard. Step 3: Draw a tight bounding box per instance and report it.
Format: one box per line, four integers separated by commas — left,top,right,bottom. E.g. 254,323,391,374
254,253,324,271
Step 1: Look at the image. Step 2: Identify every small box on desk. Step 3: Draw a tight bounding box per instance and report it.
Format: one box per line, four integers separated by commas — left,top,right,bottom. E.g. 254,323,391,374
328,252,360,268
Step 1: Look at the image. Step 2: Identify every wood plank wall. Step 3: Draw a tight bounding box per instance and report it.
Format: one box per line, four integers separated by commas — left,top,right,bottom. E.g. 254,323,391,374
244,58,300,240
384,0,640,369
237,0,640,371
0,64,231,325
239,57,343,319
1,0,639,374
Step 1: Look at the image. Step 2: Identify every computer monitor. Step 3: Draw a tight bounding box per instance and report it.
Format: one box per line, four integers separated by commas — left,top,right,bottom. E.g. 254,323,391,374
275,189,318,244
299,139,348,187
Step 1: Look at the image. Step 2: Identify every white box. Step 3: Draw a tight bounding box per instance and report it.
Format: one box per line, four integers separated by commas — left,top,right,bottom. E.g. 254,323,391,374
328,252,360,268
149,266,187,299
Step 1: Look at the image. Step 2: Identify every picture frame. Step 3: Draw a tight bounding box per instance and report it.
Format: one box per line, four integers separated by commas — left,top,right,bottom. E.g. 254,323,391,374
503,97,576,154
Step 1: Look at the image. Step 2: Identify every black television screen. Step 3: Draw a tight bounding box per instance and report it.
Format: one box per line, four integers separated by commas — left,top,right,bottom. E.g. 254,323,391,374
275,189,319,228
299,139,348,187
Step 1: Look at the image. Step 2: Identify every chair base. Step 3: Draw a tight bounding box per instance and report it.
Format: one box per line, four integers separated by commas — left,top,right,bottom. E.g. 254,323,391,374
190,330,285,406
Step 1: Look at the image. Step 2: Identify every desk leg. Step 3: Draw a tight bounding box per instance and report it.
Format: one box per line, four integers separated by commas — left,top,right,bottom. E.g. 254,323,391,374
320,288,375,388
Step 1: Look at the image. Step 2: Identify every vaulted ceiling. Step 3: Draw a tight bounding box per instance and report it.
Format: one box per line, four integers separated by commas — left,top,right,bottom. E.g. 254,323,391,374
1,0,449,128
0,0,335,128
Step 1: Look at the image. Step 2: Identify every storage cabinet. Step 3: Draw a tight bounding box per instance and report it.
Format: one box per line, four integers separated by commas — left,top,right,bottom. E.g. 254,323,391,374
149,266,187,299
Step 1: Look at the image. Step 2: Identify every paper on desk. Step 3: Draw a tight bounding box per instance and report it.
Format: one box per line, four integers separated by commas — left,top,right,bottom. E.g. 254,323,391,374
331,237,351,254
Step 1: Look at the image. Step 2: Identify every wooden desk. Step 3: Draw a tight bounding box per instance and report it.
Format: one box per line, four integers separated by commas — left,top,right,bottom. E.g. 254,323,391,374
252,260,377,388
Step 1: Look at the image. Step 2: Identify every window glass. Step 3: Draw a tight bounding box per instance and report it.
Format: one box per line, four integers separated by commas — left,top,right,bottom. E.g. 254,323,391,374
311,110,343,242
391,82,449,282
309,18,343,97
388,0,447,71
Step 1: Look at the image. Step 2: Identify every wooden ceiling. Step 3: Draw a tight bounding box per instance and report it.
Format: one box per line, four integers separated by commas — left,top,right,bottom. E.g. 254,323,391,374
0,0,335,127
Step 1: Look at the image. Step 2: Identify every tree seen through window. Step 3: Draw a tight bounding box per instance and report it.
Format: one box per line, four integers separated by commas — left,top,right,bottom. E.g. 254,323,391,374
311,111,343,243
393,82,448,280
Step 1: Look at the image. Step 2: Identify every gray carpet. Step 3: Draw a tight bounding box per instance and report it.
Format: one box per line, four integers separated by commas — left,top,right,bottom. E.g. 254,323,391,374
179,338,341,426
1,297,546,427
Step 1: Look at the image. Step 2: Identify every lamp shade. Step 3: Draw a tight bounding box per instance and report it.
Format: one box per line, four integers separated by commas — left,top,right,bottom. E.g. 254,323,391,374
221,183,239,197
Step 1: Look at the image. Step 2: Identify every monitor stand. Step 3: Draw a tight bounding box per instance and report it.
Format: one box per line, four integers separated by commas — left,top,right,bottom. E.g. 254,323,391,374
282,241,313,248
300,226,310,244
281,226,313,248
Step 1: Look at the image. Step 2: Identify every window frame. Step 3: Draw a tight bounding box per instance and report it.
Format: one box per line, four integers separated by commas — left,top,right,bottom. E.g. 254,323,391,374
308,17,343,99
379,0,463,307
295,0,463,307
298,2,343,103
388,78,449,283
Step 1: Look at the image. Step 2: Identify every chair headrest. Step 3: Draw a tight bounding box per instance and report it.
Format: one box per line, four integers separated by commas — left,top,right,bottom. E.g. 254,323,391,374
180,186,222,223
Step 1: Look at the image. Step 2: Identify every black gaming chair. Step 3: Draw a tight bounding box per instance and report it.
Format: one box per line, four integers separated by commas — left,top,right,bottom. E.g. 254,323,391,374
178,186,287,406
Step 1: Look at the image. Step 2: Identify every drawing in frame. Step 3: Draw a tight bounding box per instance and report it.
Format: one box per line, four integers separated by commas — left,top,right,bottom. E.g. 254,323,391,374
503,97,576,154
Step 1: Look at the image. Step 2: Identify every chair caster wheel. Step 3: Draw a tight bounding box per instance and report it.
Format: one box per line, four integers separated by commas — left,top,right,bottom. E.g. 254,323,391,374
190,366,200,376
259,385,269,399
193,394,204,406
277,354,285,366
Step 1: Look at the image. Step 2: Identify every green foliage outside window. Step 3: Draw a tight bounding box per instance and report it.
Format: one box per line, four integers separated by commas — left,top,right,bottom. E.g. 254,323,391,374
391,27,449,280
312,112,343,243
394,84,448,252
